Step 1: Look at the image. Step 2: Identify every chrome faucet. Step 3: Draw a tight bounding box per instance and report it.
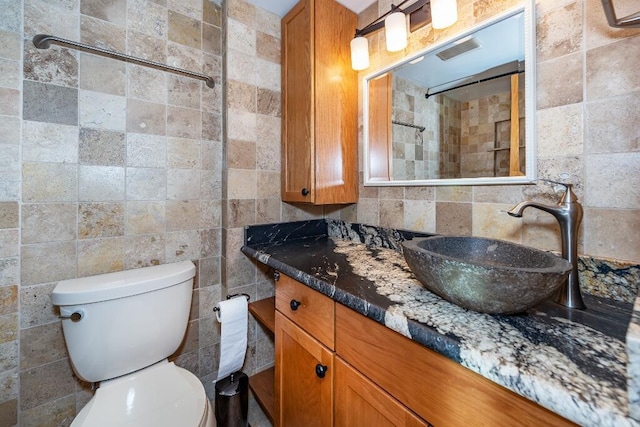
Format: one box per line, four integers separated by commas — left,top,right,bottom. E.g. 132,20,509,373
507,182,586,309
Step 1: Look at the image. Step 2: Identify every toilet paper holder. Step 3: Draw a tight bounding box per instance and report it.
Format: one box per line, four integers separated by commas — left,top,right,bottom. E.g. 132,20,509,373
213,293,250,312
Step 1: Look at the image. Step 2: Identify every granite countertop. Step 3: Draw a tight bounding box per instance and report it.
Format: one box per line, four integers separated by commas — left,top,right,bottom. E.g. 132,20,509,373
242,219,640,427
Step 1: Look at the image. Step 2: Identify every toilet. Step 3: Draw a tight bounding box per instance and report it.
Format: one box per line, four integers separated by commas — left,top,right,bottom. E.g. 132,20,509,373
51,261,215,427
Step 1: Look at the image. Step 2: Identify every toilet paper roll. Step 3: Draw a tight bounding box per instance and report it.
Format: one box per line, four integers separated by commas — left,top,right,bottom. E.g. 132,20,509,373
215,296,248,381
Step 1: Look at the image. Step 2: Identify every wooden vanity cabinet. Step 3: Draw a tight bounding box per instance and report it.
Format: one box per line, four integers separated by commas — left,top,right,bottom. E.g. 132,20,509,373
274,274,336,426
281,0,358,205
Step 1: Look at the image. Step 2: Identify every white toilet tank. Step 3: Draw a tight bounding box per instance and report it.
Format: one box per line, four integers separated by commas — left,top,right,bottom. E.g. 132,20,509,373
51,261,196,383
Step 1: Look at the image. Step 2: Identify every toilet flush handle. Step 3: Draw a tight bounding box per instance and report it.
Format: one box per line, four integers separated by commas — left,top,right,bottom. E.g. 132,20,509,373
59,309,84,322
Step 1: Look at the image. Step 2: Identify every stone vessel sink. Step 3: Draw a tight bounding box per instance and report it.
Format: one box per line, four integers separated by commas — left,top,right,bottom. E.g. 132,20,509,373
402,236,572,315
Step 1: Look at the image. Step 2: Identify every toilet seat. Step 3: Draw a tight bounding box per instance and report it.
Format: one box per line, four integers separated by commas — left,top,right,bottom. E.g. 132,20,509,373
71,360,214,427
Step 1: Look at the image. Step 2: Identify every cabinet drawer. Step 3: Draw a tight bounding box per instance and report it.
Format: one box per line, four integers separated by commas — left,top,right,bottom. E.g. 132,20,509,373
336,304,576,427
276,273,335,349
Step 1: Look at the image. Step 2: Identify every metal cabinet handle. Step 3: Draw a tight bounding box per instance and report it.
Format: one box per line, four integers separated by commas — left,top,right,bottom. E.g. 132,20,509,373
290,299,301,311
59,310,83,322
315,364,328,378
301,188,310,196
274,271,280,281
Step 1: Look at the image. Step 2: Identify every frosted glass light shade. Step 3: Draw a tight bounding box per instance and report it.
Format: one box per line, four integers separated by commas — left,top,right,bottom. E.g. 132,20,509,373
384,11,407,52
350,36,370,70
431,0,458,29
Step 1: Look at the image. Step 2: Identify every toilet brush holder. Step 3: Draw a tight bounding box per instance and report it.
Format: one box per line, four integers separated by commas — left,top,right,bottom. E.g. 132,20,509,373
215,371,249,427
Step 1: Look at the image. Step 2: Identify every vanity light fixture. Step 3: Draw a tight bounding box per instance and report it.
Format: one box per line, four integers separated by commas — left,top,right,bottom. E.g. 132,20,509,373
350,0,458,71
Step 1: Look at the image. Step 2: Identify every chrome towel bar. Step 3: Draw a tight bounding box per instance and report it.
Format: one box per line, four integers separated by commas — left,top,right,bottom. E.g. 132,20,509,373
33,34,216,88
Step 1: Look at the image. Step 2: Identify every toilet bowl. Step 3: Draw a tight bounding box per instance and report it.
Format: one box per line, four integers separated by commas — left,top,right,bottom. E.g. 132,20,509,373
51,261,214,427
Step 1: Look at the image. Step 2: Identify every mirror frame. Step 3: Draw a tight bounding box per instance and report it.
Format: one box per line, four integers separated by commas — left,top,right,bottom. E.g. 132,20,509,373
362,2,536,186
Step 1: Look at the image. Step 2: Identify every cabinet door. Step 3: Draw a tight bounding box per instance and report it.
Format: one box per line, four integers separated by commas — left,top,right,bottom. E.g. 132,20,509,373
275,311,333,427
335,358,429,427
281,0,313,203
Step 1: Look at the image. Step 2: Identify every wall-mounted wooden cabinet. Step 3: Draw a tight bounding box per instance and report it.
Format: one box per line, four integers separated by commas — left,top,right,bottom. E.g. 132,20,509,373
281,0,358,205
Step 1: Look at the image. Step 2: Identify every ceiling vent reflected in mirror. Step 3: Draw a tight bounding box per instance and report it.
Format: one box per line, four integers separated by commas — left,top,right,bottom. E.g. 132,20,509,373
436,37,481,61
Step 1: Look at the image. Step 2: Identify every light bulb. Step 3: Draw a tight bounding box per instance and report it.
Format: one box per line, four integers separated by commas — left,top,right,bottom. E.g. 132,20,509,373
384,11,407,52
432,0,458,29
350,36,370,70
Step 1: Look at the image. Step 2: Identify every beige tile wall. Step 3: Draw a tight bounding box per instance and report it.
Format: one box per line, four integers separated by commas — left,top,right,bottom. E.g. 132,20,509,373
0,0,226,424
357,0,640,263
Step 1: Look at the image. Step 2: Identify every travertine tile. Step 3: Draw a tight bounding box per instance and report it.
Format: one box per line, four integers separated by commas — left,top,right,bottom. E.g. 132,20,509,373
168,75,201,109
536,103,583,158
202,111,221,141
127,0,167,38
20,394,75,427
256,88,280,117
78,202,125,239
166,42,201,72
20,359,75,411
167,106,202,139
203,0,221,26
256,137,279,172
226,199,255,228
126,133,167,168
255,7,279,38
379,199,404,229
0,285,17,319
79,54,126,96
24,0,77,40
0,398,17,427
200,170,221,200
77,237,124,276
536,52,583,110
436,201,472,235
227,0,255,27
0,258,18,287
21,242,76,286
21,204,77,244
0,202,18,229
227,169,256,200
0,57,21,89
79,90,126,131
586,35,640,101
0,116,20,145
22,162,77,203
202,23,221,56
472,202,523,242
228,18,255,56
436,186,472,202
201,140,222,170
167,137,201,168
125,167,166,200
227,139,256,170
125,234,166,269
168,10,201,49
585,0,640,50
0,313,18,345
403,199,435,232
165,230,200,262
256,171,279,199
200,199,221,229
584,207,640,263
520,204,564,253
585,152,640,209
585,92,640,154
80,14,126,53
0,230,18,258
166,200,201,231
20,322,67,371
168,0,202,20
128,64,167,104
79,127,126,166
227,80,256,112
256,31,279,63
127,30,166,63
0,145,18,173
0,87,19,117
200,228,220,258
22,121,78,163
0,370,17,407
255,57,280,92
228,109,257,142
0,30,20,60
23,82,78,126
23,43,78,88
536,1,583,62
167,169,201,200
126,99,167,135
0,340,17,371
78,165,125,201
81,0,126,25
125,201,165,234
226,49,257,85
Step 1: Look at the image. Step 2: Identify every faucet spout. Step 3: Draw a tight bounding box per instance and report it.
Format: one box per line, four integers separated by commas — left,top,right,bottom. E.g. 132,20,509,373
507,184,586,309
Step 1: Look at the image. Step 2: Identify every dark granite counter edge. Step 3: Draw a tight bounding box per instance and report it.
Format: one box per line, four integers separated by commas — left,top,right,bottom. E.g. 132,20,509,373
241,244,462,361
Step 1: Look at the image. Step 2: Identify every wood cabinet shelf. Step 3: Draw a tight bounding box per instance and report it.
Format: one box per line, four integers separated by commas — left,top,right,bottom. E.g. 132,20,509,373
249,367,275,423
248,297,276,422
249,297,275,334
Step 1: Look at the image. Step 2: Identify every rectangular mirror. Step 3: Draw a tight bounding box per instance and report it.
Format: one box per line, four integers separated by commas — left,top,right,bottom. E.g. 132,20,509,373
363,3,536,186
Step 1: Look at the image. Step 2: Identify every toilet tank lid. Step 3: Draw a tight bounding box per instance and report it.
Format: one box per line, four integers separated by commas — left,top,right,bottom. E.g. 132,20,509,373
51,261,196,306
